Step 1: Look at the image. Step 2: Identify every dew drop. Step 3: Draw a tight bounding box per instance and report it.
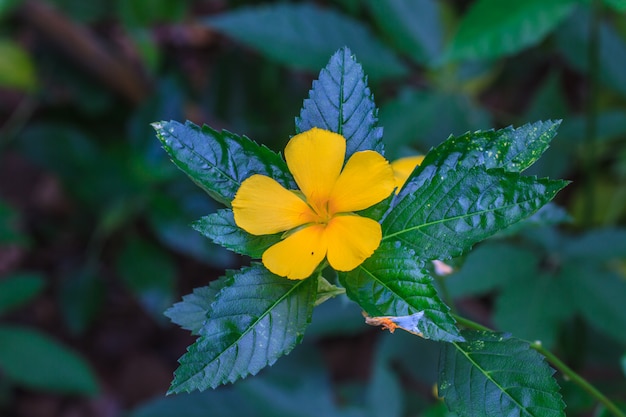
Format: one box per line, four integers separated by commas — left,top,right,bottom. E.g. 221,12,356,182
394,241,401,249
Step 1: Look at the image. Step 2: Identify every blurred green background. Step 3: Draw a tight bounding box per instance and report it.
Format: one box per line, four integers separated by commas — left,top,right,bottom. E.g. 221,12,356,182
1,0,625,416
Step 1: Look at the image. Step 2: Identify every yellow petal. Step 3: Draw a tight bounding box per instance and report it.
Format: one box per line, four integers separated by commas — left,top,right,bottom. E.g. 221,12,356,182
262,225,327,279
325,215,382,271
329,150,395,214
391,155,425,192
232,174,318,235
285,128,345,214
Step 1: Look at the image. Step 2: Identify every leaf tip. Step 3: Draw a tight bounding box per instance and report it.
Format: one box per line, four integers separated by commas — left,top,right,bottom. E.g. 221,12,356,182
337,45,352,55
151,121,166,131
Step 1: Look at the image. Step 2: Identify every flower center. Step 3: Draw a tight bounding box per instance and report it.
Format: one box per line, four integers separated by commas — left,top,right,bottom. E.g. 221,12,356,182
310,199,334,224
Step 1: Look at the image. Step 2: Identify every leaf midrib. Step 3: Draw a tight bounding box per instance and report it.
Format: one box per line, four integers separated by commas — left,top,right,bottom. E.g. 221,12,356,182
174,278,311,390
337,51,345,136
383,202,521,241
167,127,241,191
357,263,439,322
452,341,535,417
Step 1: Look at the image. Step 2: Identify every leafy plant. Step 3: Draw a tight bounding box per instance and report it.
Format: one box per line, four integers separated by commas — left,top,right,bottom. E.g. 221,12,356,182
149,47,624,417
2,0,626,416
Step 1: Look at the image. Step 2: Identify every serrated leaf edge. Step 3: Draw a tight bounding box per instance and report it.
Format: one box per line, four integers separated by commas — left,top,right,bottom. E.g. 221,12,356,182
296,47,384,157
445,333,565,417
356,263,464,342
385,173,568,245
169,266,316,392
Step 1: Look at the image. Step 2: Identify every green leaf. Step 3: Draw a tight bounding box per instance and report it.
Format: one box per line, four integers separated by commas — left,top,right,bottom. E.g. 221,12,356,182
192,209,281,259
0,39,37,91
116,236,175,323
295,47,384,159
366,0,443,66
383,166,567,262
0,273,45,316
153,120,295,206
205,4,407,80
339,241,463,342
443,0,577,62
400,121,562,198
0,325,99,395
164,276,230,335
169,264,317,392
357,193,394,223
496,203,571,237
439,331,565,417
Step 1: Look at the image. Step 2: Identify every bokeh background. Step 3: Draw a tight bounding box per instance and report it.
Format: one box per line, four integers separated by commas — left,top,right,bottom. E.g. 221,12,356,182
1,0,625,416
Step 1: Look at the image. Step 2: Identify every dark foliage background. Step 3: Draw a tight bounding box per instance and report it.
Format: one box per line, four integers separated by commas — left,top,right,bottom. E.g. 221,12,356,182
0,0,625,416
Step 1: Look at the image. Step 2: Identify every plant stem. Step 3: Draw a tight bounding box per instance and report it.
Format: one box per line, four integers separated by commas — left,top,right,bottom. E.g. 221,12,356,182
583,0,601,226
452,314,625,417
530,341,625,417
452,313,490,332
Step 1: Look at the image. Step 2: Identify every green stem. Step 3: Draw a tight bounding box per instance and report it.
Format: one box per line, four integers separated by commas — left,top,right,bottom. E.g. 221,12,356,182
583,0,601,226
452,314,625,417
530,341,625,417
452,313,491,332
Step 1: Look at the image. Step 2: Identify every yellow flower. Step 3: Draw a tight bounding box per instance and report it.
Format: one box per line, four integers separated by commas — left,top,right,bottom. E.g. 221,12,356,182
390,155,425,192
232,128,395,279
